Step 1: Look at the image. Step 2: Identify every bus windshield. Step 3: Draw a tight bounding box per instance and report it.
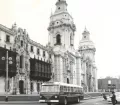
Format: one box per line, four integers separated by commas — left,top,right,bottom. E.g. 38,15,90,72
41,85,59,92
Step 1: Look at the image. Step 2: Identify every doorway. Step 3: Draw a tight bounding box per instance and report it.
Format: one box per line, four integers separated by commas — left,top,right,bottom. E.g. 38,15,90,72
19,80,24,94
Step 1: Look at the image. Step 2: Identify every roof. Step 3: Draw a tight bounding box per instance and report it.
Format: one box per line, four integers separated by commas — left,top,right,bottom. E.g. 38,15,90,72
42,82,83,88
0,24,15,35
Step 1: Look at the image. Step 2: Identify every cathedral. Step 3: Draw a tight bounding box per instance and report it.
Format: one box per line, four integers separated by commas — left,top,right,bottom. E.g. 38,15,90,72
0,0,97,94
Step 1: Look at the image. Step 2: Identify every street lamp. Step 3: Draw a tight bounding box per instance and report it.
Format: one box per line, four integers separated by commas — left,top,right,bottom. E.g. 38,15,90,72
2,50,13,102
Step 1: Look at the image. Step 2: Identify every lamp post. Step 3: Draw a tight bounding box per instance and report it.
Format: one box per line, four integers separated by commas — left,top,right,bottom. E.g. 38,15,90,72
2,51,13,102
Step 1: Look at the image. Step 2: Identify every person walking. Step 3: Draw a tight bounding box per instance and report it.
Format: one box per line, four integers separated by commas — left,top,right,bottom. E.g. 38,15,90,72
111,91,116,105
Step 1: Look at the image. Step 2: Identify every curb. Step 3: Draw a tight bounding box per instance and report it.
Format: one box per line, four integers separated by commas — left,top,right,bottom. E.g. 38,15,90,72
0,96,102,104
0,101,39,104
83,96,102,100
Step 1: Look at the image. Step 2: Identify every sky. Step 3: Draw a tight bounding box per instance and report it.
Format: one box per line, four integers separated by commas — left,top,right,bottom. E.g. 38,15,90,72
0,0,120,79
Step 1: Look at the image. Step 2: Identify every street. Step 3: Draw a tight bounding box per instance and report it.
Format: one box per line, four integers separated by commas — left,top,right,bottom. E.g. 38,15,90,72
0,97,114,105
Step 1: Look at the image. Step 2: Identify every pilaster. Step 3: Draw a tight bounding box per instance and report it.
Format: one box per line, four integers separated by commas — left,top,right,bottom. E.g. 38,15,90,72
32,82,37,94
9,77,14,94
26,78,31,94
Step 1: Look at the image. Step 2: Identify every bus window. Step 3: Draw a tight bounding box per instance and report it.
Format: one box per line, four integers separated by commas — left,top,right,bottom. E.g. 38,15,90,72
41,85,59,92
60,86,63,92
68,87,70,92
73,87,75,92
71,87,73,92
75,87,77,93
66,87,68,92
64,86,66,92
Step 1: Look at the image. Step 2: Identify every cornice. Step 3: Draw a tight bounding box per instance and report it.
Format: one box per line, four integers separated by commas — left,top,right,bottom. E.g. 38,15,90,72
48,23,76,31
50,11,73,19
79,48,96,52
0,24,15,35
28,39,48,51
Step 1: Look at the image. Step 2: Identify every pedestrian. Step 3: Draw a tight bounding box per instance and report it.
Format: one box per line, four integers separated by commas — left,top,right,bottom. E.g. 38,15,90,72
111,91,116,105
103,93,107,100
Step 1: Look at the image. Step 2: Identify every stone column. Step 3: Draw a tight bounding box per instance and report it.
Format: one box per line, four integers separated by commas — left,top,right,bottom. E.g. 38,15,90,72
60,57,62,82
84,62,88,92
9,77,14,94
26,78,31,94
95,68,98,92
16,75,20,94
32,82,37,94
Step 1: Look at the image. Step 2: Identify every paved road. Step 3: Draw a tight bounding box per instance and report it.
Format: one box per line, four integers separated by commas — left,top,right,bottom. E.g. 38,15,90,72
0,97,112,105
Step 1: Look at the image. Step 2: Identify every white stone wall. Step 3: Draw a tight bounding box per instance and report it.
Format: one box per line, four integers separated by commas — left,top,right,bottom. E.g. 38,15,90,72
0,77,5,94
76,56,81,86
0,29,14,49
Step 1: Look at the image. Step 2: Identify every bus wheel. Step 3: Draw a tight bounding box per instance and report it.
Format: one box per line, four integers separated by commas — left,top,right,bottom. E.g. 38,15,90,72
77,97,80,103
47,103,51,105
64,98,67,105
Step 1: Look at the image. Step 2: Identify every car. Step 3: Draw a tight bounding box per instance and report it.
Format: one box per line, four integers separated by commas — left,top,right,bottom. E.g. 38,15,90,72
107,92,120,104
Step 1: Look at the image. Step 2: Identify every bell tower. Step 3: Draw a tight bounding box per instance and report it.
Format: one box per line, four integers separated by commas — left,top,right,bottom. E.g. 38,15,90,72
48,0,76,52
55,0,68,13
79,27,97,92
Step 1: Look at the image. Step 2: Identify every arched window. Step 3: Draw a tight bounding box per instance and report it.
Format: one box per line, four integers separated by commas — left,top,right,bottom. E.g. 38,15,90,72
31,82,33,92
56,34,61,45
70,35,72,46
37,83,40,93
70,33,73,46
67,78,69,84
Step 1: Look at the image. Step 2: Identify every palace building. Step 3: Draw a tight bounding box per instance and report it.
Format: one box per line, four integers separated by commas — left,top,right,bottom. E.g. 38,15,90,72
0,0,97,94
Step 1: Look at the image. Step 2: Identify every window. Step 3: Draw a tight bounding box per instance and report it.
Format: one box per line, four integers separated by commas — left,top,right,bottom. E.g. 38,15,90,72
70,33,73,46
31,46,34,52
43,51,45,57
67,78,69,84
37,48,40,55
21,40,23,47
41,85,59,92
58,7,60,10
31,82,33,92
49,54,51,58
20,55,23,68
70,35,72,46
84,36,86,38
60,86,63,92
56,34,61,45
6,35,10,42
37,83,40,93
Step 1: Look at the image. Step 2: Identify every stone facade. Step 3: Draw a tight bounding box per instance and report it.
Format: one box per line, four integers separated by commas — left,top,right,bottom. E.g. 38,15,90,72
0,0,97,94
78,27,97,92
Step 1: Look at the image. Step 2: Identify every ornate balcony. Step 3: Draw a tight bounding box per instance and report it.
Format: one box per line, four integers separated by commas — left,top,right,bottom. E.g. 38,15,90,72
30,58,52,81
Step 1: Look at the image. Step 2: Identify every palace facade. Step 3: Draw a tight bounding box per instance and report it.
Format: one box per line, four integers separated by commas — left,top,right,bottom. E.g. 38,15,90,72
0,0,97,94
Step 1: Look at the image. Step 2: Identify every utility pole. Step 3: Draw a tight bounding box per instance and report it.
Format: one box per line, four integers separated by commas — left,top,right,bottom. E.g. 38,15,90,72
1,48,14,101
5,51,8,102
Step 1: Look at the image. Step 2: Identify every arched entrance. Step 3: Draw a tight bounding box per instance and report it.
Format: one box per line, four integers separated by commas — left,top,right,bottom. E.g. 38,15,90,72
19,80,24,94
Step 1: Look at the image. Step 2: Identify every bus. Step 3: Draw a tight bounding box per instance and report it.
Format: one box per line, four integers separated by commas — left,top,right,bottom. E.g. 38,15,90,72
39,82,84,105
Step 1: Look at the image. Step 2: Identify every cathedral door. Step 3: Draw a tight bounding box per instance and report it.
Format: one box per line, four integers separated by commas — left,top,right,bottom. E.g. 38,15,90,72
19,80,24,94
